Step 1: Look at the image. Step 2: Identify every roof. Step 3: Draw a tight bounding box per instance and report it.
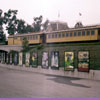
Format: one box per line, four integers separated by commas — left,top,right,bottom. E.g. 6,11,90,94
46,25,100,34
8,24,100,37
8,32,43,38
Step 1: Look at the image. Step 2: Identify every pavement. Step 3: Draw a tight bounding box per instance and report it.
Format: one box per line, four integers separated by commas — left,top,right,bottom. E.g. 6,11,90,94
0,63,98,81
0,66,100,98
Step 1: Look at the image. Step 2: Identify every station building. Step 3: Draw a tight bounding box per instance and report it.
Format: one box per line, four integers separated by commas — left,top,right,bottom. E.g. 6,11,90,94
0,23,100,77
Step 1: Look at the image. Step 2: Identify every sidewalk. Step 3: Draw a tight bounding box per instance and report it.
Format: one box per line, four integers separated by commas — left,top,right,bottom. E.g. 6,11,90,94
0,63,99,81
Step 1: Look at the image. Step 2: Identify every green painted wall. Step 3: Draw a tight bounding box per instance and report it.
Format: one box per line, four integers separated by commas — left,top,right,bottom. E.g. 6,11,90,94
36,42,100,70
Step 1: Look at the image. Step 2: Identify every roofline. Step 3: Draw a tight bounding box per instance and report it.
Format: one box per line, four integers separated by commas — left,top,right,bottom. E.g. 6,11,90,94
8,32,43,38
45,25,100,34
8,25,100,37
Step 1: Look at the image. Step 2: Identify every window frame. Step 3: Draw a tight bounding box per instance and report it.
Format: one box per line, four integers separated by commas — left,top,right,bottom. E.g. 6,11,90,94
78,31,81,36
91,30,95,35
66,33,69,37
73,32,77,36
87,31,90,36
82,31,85,36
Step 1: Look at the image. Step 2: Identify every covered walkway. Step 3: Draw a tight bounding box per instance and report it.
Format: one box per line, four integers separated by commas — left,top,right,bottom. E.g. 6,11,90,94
0,45,22,52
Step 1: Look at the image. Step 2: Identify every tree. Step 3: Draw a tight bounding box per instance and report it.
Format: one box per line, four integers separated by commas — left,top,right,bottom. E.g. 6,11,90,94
22,37,29,52
16,20,34,34
0,9,6,44
42,19,49,31
33,15,43,32
4,9,18,35
25,24,34,33
16,19,27,34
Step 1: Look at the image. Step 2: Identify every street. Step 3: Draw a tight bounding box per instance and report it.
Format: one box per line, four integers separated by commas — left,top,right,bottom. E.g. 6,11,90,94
0,66,100,98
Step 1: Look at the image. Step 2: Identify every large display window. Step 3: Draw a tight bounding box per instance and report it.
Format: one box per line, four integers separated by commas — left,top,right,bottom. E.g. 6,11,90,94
19,52,23,66
51,51,59,69
25,52,30,67
31,52,38,67
42,52,48,69
14,53,18,65
6,53,9,64
10,53,12,64
64,52,74,71
78,51,89,72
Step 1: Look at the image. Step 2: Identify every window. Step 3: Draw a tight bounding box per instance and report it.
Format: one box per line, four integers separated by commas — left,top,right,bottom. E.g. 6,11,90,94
28,36,30,40
48,34,51,39
20,37,23,40
14,37,17,40
33,36,35,40
70,32,73,37
91,30,95,35
82,31,85,36
87,31,90,36
58,33,61,38
74,32,77,36
52,34,54,38
66,33,69,37
55,33,58,38
27,36,28,40
78,32,81,36
29,36,32,40
62,33,65,37
32,35,38,40
35,35,38,40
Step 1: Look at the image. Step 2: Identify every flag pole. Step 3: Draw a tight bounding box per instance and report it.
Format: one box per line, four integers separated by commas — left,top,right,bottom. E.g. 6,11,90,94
57,11,60,30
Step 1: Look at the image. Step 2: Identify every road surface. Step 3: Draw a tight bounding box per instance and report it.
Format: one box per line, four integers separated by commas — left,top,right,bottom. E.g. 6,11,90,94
0,66,100,98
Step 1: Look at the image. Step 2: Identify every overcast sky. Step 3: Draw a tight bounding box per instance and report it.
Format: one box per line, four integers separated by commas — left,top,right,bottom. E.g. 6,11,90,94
0,0,100,27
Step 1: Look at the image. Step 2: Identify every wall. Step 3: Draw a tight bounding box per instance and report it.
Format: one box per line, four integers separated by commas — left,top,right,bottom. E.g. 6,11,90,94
46,29,98,43
8,37,14,45
37,42,100,70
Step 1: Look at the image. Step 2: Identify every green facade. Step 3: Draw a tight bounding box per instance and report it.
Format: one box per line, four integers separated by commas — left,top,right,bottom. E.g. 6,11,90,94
36,42,100,70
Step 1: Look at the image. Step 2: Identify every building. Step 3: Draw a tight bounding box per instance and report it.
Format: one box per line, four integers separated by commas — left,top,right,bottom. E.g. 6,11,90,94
0,24,100,79
45,21,69,32
8,24,100,45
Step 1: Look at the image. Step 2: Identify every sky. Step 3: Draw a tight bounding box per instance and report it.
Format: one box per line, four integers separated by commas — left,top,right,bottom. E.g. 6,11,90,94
0,0,100,27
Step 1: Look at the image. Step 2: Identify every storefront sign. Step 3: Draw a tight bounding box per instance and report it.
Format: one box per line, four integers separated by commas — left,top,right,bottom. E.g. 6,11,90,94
6,53,9,64
32,52,37,67
51,51,59,68
42,52,48,69
19,52,22,65
78,51,89,72
10,53,12,64
64,52,74,71
25,52,30,67
0,53,2,63
14,53,18,65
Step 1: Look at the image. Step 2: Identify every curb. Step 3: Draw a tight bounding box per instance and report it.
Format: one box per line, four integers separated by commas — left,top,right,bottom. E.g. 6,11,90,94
0,63,98,81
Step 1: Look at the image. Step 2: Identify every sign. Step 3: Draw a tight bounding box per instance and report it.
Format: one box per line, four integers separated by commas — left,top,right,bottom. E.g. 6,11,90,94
14,53,18,65
10,53,12,64
51,51,59,69
78,51,89,72
64,52,74,71
42,52,48,69
19,52,22,66
25,52,30,67
31,52,37,67
6,53,9,64
0,53,2,63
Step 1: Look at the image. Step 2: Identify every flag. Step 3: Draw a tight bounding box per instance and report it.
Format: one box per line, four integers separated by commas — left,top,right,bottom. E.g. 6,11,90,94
79,13,82,16
58,11,60,18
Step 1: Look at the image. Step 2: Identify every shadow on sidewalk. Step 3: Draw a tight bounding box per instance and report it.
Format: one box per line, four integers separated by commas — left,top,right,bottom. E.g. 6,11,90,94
46,74,91,88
